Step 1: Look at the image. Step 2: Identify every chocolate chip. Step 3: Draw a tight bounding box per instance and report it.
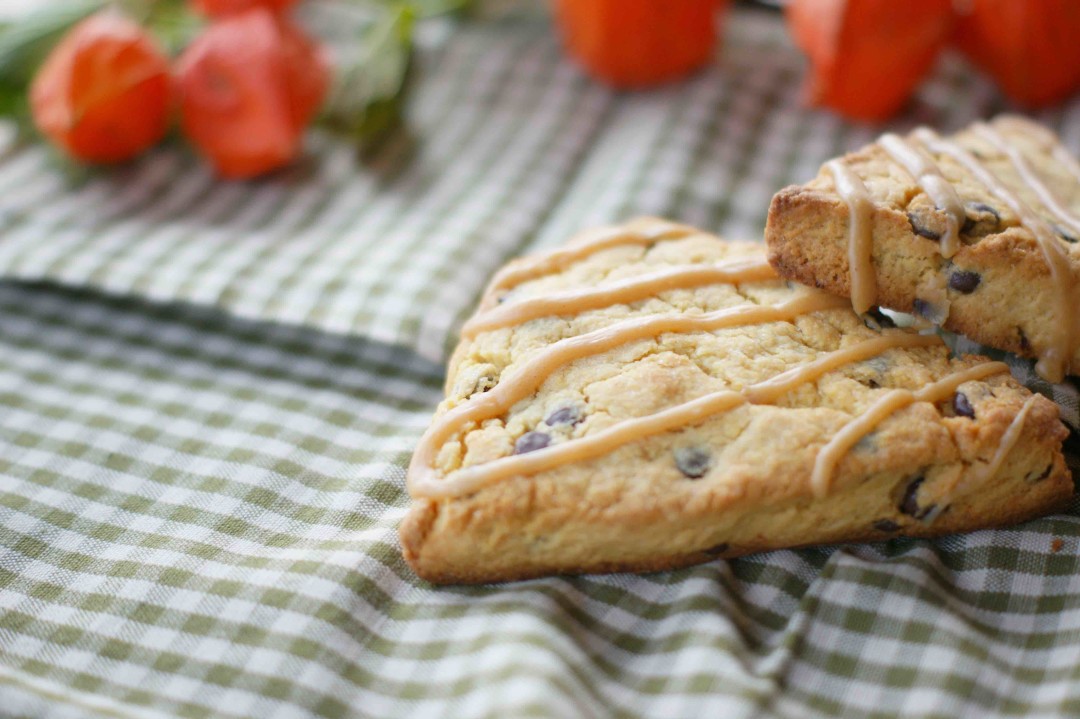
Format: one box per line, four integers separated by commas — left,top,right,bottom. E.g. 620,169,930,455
862,308,896,331
899,476,934,519
900,477,923,515
674,447,711,479
953,392,975,419
948,270,981,294
962,202,1001,236
1018,326,1032,353
545,406,582,426
514,431,550,455
472,375,498,395
969,202,1000,221
907,212,941,240
873,519,901,533
703,542,729,556
1053,223,1078,244
912,298,945,324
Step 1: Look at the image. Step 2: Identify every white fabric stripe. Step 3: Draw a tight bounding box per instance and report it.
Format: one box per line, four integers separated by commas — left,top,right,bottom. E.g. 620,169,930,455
0,665,176,719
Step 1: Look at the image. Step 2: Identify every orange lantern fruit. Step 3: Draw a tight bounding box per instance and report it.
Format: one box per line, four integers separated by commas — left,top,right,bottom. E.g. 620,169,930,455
555,0,725,89
953,0,1080,107
30,10,173,163
786,0,955,122
191,0,300,18
176,8,330,179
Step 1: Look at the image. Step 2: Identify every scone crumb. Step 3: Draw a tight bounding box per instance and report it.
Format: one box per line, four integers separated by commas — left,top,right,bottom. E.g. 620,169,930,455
1051,538,1065,553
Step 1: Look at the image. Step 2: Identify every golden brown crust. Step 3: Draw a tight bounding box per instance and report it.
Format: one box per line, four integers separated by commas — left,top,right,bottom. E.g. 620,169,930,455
405,428,1071,585
410,488,1072,586
403,220,1072,585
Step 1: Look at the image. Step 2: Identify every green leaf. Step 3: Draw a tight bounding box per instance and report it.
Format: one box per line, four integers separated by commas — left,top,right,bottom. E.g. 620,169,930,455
0,0,104,88
0,0,106,132
343,0,473,19
0,80,32,139
313,2,416,142
384,0,472,18
121,0,204,55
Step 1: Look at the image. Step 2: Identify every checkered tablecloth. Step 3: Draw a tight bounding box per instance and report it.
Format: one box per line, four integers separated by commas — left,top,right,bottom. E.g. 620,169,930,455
3,6,1080,718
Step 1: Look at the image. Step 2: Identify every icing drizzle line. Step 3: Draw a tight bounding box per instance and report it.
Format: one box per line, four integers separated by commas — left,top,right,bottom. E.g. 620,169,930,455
828,120,1080,382
409,331,944,500
1053,143,1080,187
878,132,966,258
409,220,1026,507
947,395,1038,503
914,127,1078,382
809,360,1010,498
971,122,1080,238
463,257,776,337
826,159,877,314
479,218,695,311
412,291,849,497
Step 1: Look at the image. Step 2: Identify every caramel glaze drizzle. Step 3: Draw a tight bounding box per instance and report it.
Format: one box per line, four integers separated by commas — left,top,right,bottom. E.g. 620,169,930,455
1053,143,1080,187
411,290,852,498
999,114,1080,189
478,218,695,312
914,127,1078,383
410,331,945,500
825,159,877,314
408,219,1022,507
462,257,776,338
946,395,1038,504
810,361,1010,498
829,123,1080,381
878,132,966,258
971,122,1080,239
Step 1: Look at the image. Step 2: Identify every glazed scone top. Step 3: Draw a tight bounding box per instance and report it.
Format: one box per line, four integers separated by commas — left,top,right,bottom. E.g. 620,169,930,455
407,218,1037,513
812,115,1080,382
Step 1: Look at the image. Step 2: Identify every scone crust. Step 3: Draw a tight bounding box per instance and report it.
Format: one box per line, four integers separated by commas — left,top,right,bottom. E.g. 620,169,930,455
402,389,1069,584
404,220,1072,584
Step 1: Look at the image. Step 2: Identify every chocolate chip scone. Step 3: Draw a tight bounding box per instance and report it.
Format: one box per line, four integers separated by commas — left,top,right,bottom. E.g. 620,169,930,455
766,115,1080,383
401,218,1071,584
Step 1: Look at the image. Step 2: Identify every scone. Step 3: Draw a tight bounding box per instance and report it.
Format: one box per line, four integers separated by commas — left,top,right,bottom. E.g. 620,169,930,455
401,218,1071,584
765,115,1080,383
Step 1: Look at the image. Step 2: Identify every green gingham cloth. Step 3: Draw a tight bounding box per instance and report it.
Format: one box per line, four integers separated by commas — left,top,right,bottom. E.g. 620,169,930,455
4,7,1080,718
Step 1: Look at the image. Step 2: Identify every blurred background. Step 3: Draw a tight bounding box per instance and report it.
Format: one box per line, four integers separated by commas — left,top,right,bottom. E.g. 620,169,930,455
3,2,1080,717
0,0,1074,363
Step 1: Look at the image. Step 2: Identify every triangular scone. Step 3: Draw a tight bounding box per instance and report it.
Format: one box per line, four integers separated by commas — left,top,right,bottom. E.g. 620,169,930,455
401,218,1071,584
766,115,1080,383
